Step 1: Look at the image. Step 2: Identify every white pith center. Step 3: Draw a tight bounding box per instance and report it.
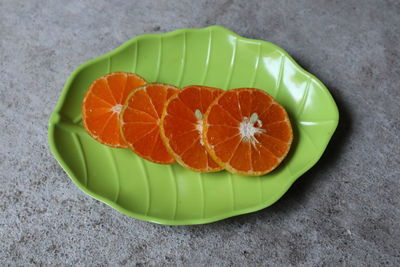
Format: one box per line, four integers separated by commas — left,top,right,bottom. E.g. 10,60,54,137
111,104,123,114
239,112,266,145
195,109,205,146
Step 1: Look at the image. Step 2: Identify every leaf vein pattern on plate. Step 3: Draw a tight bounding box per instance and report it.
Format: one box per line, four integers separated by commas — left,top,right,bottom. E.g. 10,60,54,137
169,165,178,220
199,172,205,219
154,37,162,81
137,158,151,215
59,120,86,135
298,125,318,155
71,133,88,187
296,78,311,118
299,120,337,125
176,32,186,87
201,29,213,84
106,147,120,203
273,55,286,99
250,42,262,87
132,43,138,72
223,37,238,89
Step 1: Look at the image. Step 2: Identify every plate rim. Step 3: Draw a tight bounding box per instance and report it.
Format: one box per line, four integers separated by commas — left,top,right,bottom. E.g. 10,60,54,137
48,25,339,225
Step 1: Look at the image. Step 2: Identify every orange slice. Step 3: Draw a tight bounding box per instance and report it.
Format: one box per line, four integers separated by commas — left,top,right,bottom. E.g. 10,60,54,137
82,72,146,148
160,85,224,172
120,83,178,164
203,88,293,176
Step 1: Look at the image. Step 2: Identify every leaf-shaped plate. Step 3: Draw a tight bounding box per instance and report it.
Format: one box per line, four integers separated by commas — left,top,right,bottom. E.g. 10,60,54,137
48,26,338,225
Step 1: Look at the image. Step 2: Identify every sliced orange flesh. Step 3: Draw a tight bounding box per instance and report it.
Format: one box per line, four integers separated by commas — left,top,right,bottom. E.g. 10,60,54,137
203,88,293,176
82,72,146,148
160,85,224,172
120,84,178,164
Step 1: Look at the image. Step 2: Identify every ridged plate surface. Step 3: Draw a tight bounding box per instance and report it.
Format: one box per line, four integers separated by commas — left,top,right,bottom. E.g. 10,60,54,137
48,26,339,225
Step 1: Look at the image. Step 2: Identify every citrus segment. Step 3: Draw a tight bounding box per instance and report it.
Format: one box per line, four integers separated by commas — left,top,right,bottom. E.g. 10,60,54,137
82,72,146,148
106,72,127,102
250,145,279,173
160,85,224,172
203,88,293,176
262,121,292,143
121,84,178,164
259,104,287,125
126,89,159,118
212,134,242,162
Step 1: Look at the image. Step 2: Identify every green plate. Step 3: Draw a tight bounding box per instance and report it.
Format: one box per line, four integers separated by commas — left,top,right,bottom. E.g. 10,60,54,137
48,26,338,225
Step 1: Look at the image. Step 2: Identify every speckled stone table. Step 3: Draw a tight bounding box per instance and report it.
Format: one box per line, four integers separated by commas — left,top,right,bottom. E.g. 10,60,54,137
1,0,399,265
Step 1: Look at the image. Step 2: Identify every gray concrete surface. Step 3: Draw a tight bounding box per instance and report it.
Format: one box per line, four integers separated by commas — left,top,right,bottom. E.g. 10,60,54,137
1,0,399,265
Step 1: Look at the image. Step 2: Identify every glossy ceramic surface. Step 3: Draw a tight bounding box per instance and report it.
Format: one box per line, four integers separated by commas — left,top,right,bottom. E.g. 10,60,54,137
48,26,339,225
